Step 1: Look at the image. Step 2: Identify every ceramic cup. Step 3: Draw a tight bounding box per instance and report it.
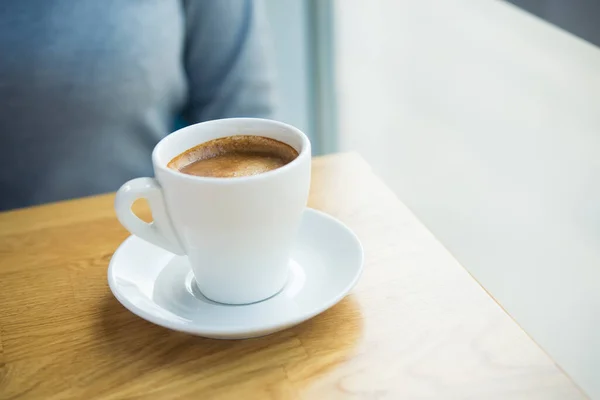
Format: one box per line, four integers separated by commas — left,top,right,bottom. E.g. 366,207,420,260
114,118,311,304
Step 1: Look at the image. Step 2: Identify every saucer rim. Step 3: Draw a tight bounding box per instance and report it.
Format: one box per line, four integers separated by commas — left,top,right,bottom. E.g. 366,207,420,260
107,208,364,337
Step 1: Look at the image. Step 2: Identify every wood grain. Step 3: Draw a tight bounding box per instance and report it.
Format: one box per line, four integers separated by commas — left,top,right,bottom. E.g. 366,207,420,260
0,153,585,399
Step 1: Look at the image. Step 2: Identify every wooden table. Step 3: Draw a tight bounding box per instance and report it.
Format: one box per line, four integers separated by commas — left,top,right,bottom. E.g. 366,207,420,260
0,154,584,399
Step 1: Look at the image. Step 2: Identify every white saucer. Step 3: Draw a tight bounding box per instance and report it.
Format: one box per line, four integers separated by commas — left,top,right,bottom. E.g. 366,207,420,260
107,208,363,339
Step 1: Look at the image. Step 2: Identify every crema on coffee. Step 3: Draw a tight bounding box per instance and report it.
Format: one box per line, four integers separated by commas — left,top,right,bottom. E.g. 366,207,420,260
167,135,299,178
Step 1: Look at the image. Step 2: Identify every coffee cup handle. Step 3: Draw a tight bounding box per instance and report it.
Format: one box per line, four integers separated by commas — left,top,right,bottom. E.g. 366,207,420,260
114,177,185,255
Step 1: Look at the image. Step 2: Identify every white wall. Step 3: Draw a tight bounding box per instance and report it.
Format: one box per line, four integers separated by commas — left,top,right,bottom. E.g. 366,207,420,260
263,0,312,142
335,0,600,397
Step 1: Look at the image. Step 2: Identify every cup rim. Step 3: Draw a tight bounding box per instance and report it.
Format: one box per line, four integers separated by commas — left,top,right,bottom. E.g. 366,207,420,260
152,118,311,184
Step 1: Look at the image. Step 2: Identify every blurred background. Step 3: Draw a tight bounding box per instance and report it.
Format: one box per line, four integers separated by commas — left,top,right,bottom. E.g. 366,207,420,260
263,0,335,155
269,0,600,153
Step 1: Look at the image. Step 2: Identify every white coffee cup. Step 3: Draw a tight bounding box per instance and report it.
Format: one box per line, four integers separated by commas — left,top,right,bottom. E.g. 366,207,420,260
114,118,311,304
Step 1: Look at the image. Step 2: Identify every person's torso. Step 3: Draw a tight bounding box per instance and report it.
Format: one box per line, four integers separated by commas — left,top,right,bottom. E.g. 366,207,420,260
0,0,187,209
